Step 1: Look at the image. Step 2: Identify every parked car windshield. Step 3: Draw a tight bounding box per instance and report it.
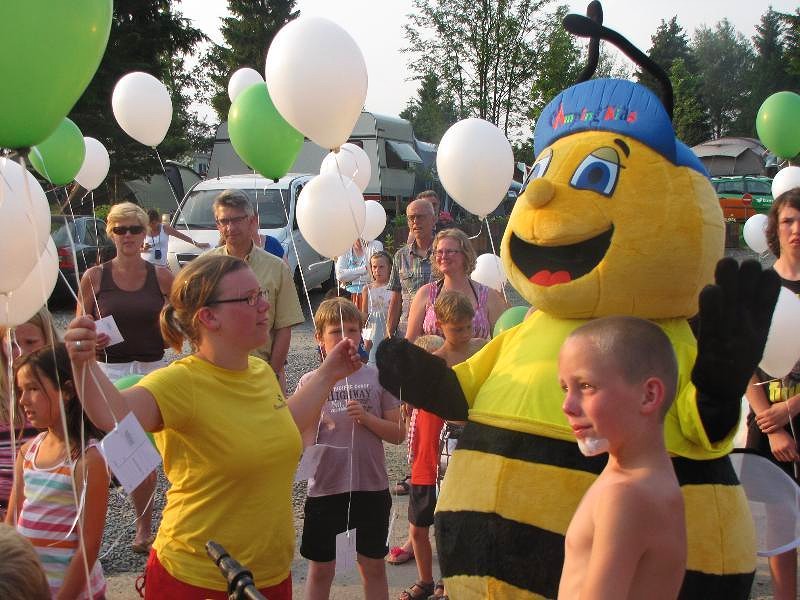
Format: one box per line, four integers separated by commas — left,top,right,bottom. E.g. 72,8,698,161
51,218,78,246
175,188,288,229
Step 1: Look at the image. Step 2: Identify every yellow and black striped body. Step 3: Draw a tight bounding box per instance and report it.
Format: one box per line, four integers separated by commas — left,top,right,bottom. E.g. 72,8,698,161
440,312,755,599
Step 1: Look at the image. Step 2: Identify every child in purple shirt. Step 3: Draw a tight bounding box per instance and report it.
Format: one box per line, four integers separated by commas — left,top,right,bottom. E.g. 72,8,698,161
298,297,405,600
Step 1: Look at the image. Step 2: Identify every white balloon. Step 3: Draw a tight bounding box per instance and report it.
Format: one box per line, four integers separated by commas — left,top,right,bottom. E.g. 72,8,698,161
471,253,507,292
320,143,371,192
436,118,514,218
0,158,51,293
760,287,800,378
0,238,58,326
361,200,387,242
772,166,800,199
112,72,173,147
296,173,366,259
743,213,769,254
265,17,368,150
228,67,264,103
75,137,110,191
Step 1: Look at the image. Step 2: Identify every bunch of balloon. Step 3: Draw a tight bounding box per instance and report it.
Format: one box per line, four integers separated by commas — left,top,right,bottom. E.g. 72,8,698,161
0,1,112,150
112,72,173,148
227,82,304,181
760,287,800,379
361,201,387,243
296,174,366,260
75,138,111,192
321,144,372,192
436,119,515,220
756,91,800,160
0,159,59,326
492,306,530,338
471,254,507,293
743,214,769,254
265,17,368,151
28,118,86,186
772,166,800,199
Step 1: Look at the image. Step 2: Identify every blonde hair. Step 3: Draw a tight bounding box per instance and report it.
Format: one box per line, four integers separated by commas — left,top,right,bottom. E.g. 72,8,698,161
434,290,475,324
106,201,148,235
414,334,444,353
0,307,60,426
160,254,248,351
431,228,477,280
314,297,363,335
0,524,50,600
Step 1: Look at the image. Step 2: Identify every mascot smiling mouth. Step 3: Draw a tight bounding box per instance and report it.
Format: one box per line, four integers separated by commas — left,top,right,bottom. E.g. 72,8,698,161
509,227,614,286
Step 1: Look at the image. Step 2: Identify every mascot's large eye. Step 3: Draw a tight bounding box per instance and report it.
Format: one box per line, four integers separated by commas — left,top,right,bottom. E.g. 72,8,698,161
569,147,621,197
521,149,552,193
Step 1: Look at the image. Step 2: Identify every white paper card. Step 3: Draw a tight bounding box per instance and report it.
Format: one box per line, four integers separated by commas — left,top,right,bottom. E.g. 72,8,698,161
99,412,161,493
294,445,327,482
335,529,357,574
95,315,124,347
294,444,347,482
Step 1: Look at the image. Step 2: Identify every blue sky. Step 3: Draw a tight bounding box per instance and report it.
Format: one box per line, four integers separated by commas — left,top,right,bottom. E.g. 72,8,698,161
180,0,798,122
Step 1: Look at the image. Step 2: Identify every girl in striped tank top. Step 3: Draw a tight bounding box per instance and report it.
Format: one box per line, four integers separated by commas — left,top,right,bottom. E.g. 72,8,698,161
5,344,108,599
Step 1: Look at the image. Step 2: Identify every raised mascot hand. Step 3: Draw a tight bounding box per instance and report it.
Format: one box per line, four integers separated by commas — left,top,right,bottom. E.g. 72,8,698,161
376,337,468,420
691,258,781,441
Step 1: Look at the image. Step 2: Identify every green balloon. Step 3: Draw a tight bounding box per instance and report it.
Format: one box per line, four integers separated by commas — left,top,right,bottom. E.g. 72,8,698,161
28,118,86,185
0,1,112,149
493,305,530,337
113,374,155,446
228,83,304,180
114,374,143,391
756,91,800,159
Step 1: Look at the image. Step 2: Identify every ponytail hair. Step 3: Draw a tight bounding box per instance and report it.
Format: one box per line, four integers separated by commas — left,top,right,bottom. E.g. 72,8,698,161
160,254,248,351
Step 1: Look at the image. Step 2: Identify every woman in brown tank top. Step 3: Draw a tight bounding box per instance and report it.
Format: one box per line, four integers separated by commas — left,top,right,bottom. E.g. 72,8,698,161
76,201,173,555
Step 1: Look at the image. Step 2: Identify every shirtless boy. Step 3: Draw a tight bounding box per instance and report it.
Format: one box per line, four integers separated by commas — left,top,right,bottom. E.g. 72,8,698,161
557,315,686,600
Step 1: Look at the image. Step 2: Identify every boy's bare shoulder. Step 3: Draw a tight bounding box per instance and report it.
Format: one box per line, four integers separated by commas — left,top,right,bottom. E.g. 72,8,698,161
596,470,681,521
468,337,488,354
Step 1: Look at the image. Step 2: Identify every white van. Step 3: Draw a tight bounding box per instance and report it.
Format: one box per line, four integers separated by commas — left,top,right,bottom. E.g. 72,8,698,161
166,173,335,292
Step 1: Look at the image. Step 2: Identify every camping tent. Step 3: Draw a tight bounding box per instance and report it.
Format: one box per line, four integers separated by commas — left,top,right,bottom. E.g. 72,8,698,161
691,137,767,176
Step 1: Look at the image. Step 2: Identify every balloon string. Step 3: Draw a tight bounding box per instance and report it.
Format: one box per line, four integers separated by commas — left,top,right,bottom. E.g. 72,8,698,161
153,147,192,237
483,217,507,302
14,156,94,597
277,188,317,328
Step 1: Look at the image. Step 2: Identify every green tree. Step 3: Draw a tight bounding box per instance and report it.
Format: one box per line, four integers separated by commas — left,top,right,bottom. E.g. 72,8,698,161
732,8,789,136
638,17,695,96
399,72,458,143
404,0,553,137
782,9,800,81
203,0,298,121
692,19,754,138
68,0,208,190
669,58,710,145
527,5,582,127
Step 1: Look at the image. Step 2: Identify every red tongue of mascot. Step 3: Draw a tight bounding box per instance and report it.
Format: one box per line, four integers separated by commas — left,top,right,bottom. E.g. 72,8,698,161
375,2,781,599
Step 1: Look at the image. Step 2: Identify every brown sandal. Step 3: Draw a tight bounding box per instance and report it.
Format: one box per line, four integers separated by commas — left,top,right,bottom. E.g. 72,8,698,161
398,580,435,600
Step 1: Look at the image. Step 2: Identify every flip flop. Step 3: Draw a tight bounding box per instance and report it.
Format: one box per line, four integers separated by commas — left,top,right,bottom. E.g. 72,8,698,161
398,580,434,600
387,545,415,565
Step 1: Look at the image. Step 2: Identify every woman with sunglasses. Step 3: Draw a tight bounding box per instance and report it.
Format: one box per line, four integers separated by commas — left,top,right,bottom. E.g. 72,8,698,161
77,201,174,554
405,228,506,342
65,254,362,599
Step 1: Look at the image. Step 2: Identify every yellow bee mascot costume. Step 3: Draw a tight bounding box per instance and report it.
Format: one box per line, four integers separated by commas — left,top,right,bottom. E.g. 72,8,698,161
378,4,781,599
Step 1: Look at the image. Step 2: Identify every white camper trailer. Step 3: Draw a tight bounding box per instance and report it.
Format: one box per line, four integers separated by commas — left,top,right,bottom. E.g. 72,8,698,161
208,111,424,213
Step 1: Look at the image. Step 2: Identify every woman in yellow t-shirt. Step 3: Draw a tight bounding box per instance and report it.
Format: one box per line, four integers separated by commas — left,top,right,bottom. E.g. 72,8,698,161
65,254,362,599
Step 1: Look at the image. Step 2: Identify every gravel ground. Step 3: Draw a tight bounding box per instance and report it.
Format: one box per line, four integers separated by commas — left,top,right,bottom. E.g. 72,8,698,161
50,248,784,597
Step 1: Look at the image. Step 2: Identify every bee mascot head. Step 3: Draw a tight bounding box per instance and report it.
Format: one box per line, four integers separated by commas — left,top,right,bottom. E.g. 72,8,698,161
501,6,723,319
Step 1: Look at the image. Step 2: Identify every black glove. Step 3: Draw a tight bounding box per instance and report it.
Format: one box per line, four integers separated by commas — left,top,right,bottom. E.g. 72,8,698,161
376,337,469,421
691,258,781,442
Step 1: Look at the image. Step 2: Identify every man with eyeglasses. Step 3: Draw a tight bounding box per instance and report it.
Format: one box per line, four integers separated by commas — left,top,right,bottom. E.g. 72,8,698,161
387,199,436,338
207,189,303,391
